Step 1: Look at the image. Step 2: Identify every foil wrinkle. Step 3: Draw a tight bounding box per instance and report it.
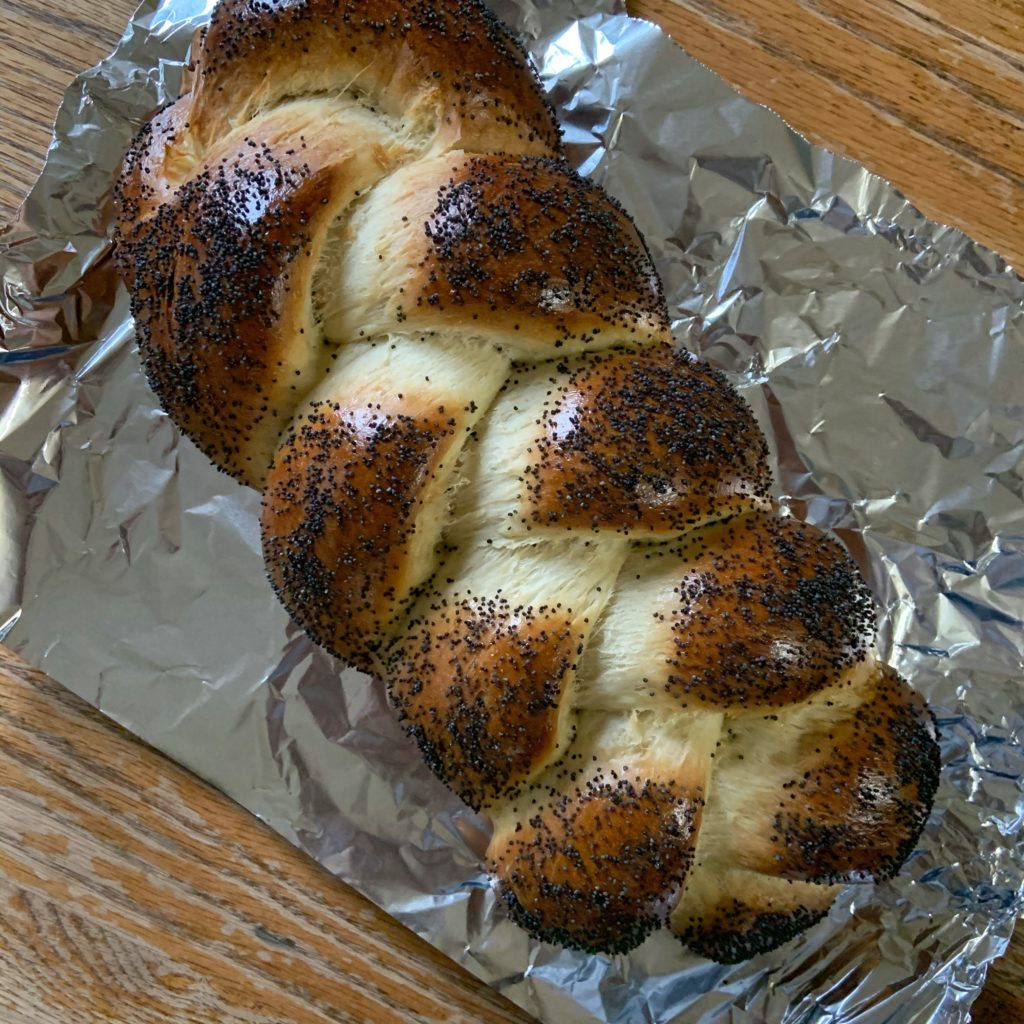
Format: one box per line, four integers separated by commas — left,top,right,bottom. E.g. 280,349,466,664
1,2,1021,1022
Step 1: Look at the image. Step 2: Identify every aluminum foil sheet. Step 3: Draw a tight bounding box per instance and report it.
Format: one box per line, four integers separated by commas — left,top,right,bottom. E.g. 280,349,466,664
2,1,1022,1021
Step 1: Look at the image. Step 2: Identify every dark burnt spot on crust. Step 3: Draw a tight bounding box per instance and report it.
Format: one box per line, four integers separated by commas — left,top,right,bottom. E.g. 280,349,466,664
388,597,578,810
198,0,561,151
418,157,668,345
666,513,876,708
115,146,329,485
760,665,940,884
261,400,461,672
523,347,771,533
490,774,702,954
679,895,830,964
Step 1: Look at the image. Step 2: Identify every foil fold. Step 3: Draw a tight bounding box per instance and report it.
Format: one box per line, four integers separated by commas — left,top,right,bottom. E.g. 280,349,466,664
1,2,1022,1022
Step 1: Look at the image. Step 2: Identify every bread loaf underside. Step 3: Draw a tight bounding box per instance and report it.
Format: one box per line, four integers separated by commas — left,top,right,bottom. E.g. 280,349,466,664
114,0,940,962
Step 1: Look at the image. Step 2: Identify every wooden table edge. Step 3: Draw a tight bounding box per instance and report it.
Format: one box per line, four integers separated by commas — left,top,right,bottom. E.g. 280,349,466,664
1,0,1022,1019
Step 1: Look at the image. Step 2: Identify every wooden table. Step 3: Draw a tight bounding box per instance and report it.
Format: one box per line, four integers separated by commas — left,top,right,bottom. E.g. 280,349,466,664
0,1,1021,1020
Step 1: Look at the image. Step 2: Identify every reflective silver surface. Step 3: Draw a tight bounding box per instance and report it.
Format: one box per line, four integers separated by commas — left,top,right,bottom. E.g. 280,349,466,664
1,2,1021,1021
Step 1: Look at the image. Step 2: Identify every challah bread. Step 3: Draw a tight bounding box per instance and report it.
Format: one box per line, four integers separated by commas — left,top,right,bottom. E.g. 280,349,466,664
114,0,940,962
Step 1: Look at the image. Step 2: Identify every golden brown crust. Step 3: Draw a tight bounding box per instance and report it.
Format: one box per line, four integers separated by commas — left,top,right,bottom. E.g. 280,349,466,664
328,155,671,354
664,513,876,709
114,0,942,963
671,868,841,964
191,0,561,155
118,155,332,487
736,665,940,884
408,156,668,350
388,597,580,810
489,769,704,953
115,97,193,233
524,348,772,534
261,396,465,671
115,108,404,487
113,0,565,483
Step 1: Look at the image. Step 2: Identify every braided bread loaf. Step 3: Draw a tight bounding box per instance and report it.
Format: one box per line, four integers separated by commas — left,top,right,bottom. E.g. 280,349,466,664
114,0,940,962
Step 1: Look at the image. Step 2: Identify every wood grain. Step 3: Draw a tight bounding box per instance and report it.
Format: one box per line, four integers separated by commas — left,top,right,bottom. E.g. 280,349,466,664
0,648,533,1024
0,0,1021,1021
630,0,1024,271
0,0,136,221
